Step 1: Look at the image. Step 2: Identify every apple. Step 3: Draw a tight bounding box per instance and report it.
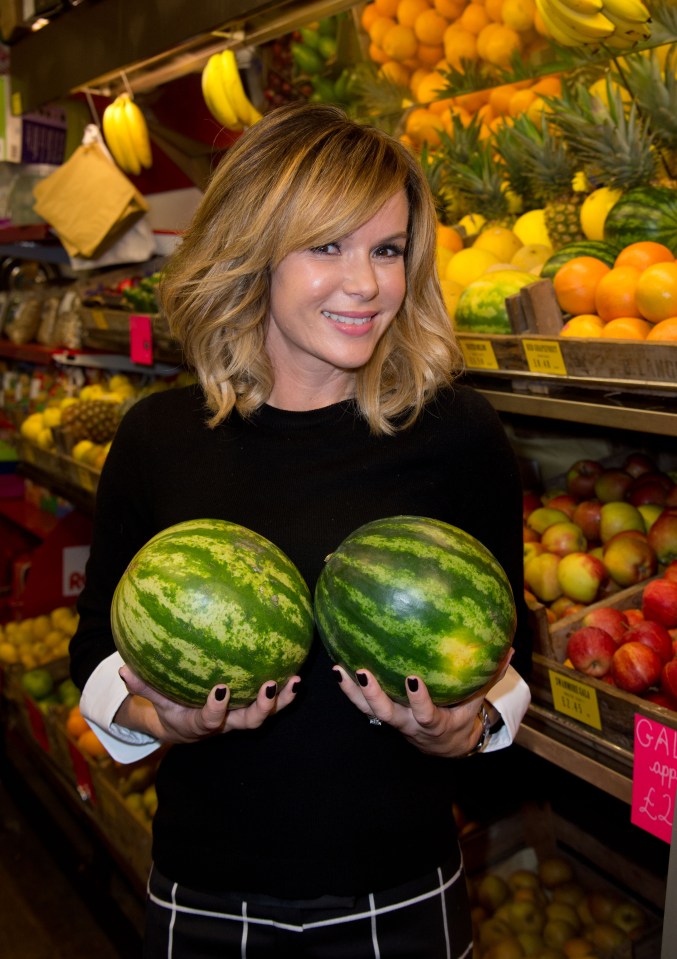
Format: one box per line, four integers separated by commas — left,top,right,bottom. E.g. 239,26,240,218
566,459,604,499
581,606,628,644
611,641,663,693
478,917,513,950
586,891,620,923
543,493,577,518
508,869,541,893
546,901,580,931
664,560,677,584
543,918,577,949
506,899,547,935
660,659,677,700
599,501,646,543
525,552,563,603
476,873,510,911
624,608,644,625
527,507,571,536
550,881,585,907
648,508,677,565
586,921,627,954
642,577,677,629
602,532,657,588
668,484,677,508
524,541,546,562
516,931,545,956
594,468,633,503
646,689,677,711
523,490,543,521
550,596,584,620
572,499,602,543
523,524,541,543
557,552,607,604
638,503,664,532
566,626,617,677
621,620,673,664
611,900,646,937
628,476,672,508
541,521,587,557
623,451,657,478
538,856,574,889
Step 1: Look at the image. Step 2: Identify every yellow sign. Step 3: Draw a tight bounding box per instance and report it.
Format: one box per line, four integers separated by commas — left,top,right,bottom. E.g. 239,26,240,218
90,310,109,330
522,339,567,376
459,338,499,370
549,669,602,730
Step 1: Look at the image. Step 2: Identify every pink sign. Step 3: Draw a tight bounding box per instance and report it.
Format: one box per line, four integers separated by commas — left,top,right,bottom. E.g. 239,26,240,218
129,313,153,365
631,714,677,844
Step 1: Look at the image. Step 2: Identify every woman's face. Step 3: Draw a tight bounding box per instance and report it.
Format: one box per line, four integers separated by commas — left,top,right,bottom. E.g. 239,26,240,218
265,190,409,407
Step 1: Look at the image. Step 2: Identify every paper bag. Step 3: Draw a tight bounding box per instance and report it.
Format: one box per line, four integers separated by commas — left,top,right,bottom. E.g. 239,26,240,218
32,141,149,258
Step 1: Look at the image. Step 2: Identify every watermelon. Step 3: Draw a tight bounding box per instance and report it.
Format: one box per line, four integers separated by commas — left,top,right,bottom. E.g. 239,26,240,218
111,519,314,707
540,240,619,280
454,270,536,334
314,516,516,705
604,186,677,254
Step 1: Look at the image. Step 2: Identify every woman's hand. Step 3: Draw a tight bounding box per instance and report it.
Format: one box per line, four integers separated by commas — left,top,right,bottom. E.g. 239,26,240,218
333,648,513,758
116,665,301,745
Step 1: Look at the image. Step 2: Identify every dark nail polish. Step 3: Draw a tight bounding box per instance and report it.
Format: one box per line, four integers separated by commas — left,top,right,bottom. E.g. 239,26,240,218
215,686,227,701
265,683,277,700
333,670,342,683
292,680,301,693
407,677,419,692
357,672,368,687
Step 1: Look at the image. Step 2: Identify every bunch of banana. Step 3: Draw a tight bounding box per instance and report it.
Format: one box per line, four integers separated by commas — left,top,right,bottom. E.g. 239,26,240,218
201,49,262,131
601,0,652,49
535,0,615,47
102,93,153,176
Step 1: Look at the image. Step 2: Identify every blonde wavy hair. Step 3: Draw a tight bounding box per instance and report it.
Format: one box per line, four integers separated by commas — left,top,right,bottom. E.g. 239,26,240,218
160,100,463,434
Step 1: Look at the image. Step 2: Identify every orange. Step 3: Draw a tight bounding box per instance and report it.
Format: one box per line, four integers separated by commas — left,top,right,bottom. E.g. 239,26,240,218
368,42,390,63
600,316,651,339
417,42,446,65
443,26,478,69
77,728,108,759
415,70,449,103
382,22,419,59
500,0,535,31
453,88,489,113
459,2,491,33
646,316,677,341
484,0,505,18
636,260,677,322
553,256,611,315
414,8,450,43
369,14,397,44
66,705,89,740
404,107,445,145
361,3,380,32
481,24,521,67
559,314,605,337
379,60,411,85
615,240,676,272
397,0,431,26
508,88,536,116
437,222,464,252
594,265,642,321
530,74,562,97
433,0,465,17
375,0,400,15
475,21,504,59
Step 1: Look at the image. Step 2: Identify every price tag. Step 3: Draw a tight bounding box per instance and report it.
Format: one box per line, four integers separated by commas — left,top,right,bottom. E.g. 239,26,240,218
459,338,499,370
632,715,677,843
548,669,602,729
522,338,568,376
91,309,109,330
129,313,154,366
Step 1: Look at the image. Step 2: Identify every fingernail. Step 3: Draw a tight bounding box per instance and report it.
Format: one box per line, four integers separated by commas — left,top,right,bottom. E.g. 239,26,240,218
215,686,228,702
357,672,368,688
265,683,277,700
407,677,419,693
292,680,301,693
333,669,342,683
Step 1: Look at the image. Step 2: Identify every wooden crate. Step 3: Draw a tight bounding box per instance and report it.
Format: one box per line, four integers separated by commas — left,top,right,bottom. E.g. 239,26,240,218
461,801,663,959
94,774,153,889
79,307,181,364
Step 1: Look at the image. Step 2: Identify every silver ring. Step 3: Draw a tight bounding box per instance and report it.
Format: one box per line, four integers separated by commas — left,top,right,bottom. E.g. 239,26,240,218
369,715,382,726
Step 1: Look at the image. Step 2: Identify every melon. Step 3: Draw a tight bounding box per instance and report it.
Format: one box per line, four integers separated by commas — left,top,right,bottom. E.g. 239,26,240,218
111,519,314,707
454,270,536,334
314,516,516,705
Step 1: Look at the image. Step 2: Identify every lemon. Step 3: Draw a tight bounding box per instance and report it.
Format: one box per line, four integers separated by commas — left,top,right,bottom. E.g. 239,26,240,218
512,208,550,247
439,278,464,320
72,440,95,462
580,187,623,242
20,412,45,443
511,243,553,272
457,212,486,237
0,642,18,664
37,428,54,450
473,226,523,262
436,246,454,277
31,615,52,641
446,247,501,287
42,406,62,428
60,396,78,409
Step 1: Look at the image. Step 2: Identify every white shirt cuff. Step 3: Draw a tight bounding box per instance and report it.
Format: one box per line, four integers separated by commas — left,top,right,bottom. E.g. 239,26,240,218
79,651,161,764
483,664,531,752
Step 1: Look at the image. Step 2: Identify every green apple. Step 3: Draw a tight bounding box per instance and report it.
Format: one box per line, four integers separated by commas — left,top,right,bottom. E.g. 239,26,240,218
543,918,577,949
538,856,574,889
611,900,645,937
476,873,510,911
599,501,645,543
507,899,546,935
527,507,570,536
546,901,581,932
478,916,514,950
508,869,542,893
20,668,54,700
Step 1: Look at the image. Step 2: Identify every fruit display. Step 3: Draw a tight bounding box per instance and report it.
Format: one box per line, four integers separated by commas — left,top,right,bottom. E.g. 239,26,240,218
523,452,677,619
470,851,649,957
535,0,651,50
201,49,262,131
0,605,78,669
314,515,516,704
454,268,538,332
111,519,315,707
101,93,153,176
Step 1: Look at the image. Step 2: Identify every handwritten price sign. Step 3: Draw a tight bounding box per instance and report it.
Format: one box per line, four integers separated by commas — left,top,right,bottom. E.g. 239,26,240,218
631,714,677,843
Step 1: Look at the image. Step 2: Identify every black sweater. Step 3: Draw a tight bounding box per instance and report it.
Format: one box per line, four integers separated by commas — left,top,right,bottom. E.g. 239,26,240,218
70,382,531,898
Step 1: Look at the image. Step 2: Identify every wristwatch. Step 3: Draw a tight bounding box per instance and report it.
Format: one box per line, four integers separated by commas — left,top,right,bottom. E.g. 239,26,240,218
464,702,492,756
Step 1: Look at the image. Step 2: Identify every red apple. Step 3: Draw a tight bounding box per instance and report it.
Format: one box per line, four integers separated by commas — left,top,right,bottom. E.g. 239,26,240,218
594,469,633,503
566,459,604,500
523,490,542,521
602,532,657,588
611,641,663,694
645,689,677,711
625,608,645,625
524,551,563,603
621,620,673,664
641,578,677,629
627,479,671,508
523,524,540,543
648,509,677,565
526,507,571,536
567,627,617,677
543,493,578,519
572,499,602,543
665,561,677,584
541,521,588,557
599,502,646,543
581,606,628,645
661,659,677,700
550,596,582,619
524,541,546,563
638,504,664,533
623,452,657,478
557,551,607,604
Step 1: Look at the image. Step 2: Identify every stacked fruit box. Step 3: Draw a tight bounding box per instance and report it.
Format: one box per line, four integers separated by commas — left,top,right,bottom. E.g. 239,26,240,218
78,306,180,364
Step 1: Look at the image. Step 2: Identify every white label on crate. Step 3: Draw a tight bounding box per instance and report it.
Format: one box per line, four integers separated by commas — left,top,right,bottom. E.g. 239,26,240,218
62,545,90,596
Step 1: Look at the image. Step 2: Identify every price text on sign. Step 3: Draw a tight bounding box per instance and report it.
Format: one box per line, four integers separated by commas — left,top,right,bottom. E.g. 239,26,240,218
632,714,677,843
459,339,499,370
130,313,154,366
548,670,602,729
522,339,568,376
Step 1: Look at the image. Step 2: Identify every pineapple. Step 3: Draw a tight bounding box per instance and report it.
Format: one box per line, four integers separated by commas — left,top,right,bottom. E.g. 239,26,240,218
61,399,121,444
494,113,585,249
419,141,462,227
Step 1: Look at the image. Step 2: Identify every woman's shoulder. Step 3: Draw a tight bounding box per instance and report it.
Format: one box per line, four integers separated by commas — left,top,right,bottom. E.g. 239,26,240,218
425,381,501,423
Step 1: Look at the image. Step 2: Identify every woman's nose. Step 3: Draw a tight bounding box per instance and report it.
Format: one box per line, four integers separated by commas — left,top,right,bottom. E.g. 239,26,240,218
342,255,378,298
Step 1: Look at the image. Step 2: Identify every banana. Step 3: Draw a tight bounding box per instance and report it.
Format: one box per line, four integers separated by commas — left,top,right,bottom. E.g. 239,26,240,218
102,98,141,176
220,49,262,127
603,7,652,39
120,94,152,170
535,0,599,44
201,54,241,130
601,0,650,22
563,0,604,14
542,0,615,38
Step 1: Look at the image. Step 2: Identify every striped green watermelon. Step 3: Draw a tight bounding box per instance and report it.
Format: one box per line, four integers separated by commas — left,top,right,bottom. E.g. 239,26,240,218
314,516,516,705
604,186,677,253
540,240,619,281
111,519,314,707
454,270,536,334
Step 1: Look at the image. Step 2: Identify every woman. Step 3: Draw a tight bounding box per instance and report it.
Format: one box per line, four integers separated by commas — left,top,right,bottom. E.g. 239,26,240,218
71,101,532,958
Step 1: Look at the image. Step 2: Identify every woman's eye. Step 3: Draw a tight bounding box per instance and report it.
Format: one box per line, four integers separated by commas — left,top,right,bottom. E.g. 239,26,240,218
375,244,405,258
310,243,340,255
